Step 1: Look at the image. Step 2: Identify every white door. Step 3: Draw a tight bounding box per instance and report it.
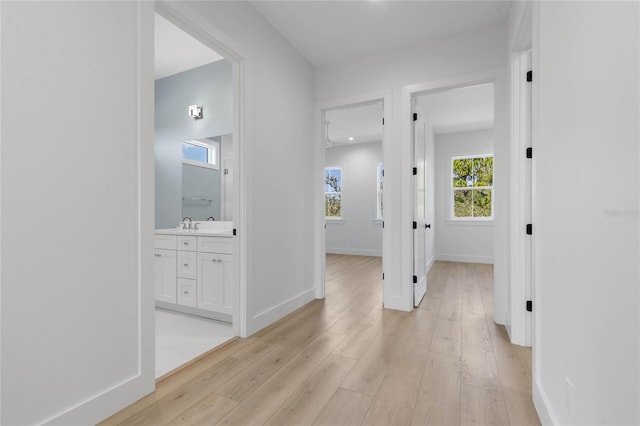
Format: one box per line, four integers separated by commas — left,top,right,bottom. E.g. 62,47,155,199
155,249,177,303
525,50,533,346
413,111,428,306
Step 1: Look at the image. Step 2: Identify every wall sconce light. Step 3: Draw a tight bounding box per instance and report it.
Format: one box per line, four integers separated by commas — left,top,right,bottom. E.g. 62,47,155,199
188,105,203,120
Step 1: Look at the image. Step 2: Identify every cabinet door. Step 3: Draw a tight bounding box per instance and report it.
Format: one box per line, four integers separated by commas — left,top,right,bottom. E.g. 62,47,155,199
154,249,176,303
197,252,220,312
218,254,234,315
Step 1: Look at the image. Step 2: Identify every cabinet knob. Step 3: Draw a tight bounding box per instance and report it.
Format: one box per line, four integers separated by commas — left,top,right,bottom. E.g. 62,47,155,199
184,291,189,295
184,263,188,267
183,241,189,245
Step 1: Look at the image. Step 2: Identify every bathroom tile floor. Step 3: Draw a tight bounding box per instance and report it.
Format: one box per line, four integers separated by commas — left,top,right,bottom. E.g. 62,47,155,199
155,308,235,378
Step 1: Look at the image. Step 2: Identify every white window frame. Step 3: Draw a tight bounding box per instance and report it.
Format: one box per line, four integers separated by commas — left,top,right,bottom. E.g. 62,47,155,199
449,154,494,222
182,139,220,170
325,166,343,220
376,163,384,220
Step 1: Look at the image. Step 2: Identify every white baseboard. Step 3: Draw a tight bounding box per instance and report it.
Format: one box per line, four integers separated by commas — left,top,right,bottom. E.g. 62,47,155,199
426,256,435,274
247,287,316,336
533,379,559,425
504,309,512,339
435,254,494,264
326,247,382,257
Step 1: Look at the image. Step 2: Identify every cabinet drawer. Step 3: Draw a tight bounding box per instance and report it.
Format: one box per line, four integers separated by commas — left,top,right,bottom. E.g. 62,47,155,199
197,236,232,254
177,251,197,280
177,236,197,252
155,234,177,250
177,278,197,308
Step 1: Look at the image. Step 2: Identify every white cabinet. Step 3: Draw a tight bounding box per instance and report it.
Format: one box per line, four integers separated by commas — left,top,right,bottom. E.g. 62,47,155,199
196,252,233,314
154,249,177,304
154,232,233,320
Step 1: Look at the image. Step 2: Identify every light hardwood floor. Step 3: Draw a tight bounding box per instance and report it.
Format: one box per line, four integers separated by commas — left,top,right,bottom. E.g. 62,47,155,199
101,255,540,426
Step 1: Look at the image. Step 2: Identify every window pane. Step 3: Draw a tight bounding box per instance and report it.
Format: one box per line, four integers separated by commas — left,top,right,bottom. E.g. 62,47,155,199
472,189,492,217
452,158,473,187
325,193,341,217
182,143,208,163
473,157,493,187
454,189,472,217
325,168,342,193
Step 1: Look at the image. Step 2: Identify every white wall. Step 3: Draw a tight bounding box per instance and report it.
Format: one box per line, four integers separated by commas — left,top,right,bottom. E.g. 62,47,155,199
184,1,316,335
0,2,155,424
325,142,383,256
316,23,508,319
533,2,640,424
1,0,316,423
434,129,494,264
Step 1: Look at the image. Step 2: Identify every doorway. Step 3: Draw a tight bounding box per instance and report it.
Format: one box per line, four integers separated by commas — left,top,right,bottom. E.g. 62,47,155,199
412,81,496,306
316,95,390,302
152,5,246,379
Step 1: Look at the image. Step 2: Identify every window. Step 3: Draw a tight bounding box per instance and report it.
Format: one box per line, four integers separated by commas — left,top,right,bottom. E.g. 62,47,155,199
377,163,384,219
182,140,219,170
325,167,342,218
451,155,493,219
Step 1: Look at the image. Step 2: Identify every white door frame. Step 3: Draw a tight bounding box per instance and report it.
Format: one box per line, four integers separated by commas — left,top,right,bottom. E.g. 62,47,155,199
155,1,251,338
314,91,392,300
401,69,504,316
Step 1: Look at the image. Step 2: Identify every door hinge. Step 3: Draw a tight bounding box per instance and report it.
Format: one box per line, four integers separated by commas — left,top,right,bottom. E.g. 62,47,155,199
413,221,417,230
233,228,237,236
412,167,417,175
526,70,532,82
382,221,385,229
382,117,385,125
382,272,385,280
413,275,418,284
526,224,532,235
526,300,533,312
413,112,418,121
526,147,533,159
382,169,384,177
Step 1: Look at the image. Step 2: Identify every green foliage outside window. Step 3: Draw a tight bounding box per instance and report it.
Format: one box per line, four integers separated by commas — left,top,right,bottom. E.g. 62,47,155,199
325,167,342,218
452,156,493,218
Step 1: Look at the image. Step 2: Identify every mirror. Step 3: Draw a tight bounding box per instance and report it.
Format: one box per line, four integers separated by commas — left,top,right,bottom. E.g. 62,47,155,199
181,134,233,221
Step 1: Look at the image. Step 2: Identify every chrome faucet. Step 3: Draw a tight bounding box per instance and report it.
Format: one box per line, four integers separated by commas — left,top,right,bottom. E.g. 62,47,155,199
182,217,192,230
207,216,215,221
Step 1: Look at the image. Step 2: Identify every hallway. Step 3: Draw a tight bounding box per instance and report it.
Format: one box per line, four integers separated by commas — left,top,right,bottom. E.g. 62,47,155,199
102,255,539,425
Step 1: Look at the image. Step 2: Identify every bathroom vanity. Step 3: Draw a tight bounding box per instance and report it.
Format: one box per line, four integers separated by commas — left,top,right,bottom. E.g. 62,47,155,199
154,222,234,323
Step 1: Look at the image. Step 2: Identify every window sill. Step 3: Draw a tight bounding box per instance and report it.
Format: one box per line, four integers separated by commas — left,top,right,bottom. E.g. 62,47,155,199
326,218,345,225
182,159,219,170
446,219,494,226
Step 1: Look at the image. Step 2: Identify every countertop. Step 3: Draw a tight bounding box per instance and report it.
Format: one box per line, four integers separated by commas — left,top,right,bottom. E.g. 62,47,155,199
155,228,233,238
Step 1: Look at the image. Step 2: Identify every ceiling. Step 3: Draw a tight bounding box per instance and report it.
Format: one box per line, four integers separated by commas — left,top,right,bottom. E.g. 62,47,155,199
326,83,493,146
251,1,510,67
154,14,224,80
417,83,494,134
325,102,384,146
